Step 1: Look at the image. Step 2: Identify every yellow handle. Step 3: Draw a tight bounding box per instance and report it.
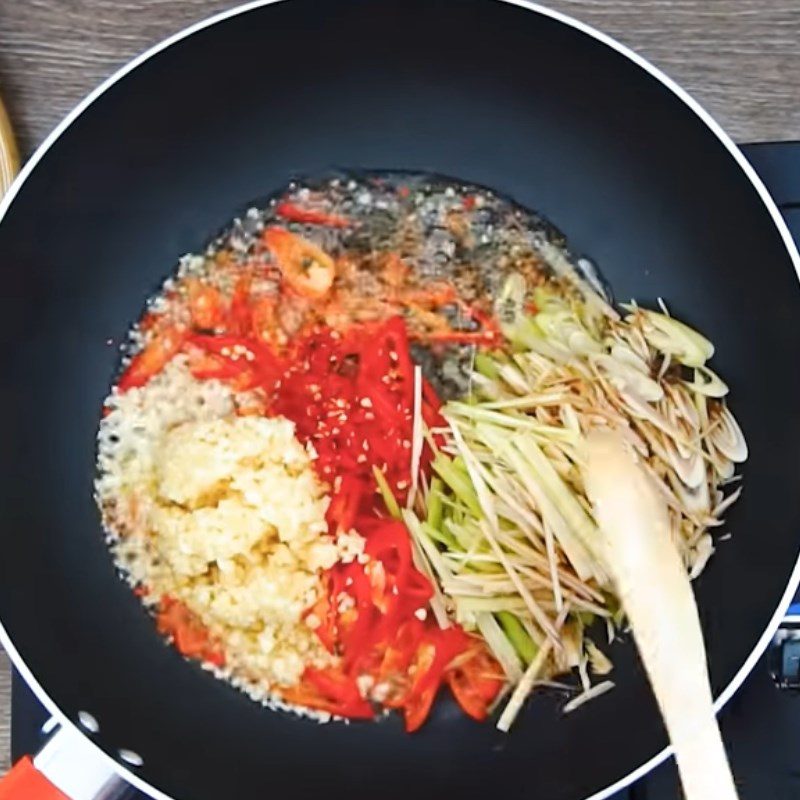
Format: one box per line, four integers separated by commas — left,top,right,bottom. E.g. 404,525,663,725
0,96,19,198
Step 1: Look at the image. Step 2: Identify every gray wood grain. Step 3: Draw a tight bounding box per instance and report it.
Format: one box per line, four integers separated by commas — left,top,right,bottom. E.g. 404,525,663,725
0,0,798,780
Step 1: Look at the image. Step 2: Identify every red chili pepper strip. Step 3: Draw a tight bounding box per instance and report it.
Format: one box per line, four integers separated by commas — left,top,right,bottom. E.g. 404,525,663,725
377,619,425,695
404,283,459,308
156,596,225,668
263,227,336,299
187,333,284,384
187,279,226,331
326,475,367,534
304,583,337,654
117,326,186,392
275,201,351,228
268,318,420,500
383,316,415,396
465,304,503,339
303,666,373,716
228,276,253,335
446,648,504,722
282,668,374,719
403,681,437,732
401,628,472,732
421,378,442,413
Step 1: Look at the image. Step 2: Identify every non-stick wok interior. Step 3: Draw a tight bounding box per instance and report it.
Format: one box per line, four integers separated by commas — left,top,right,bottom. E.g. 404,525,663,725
0,1,798,798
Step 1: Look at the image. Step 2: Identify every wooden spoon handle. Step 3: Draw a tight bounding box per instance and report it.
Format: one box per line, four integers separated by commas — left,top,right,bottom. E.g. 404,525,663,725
584,430,738,800
0,95,20,197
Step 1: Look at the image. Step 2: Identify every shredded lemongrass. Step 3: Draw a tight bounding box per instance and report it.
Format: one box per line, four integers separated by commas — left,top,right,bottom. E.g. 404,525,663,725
497,605,570,732
479,520,562,647
409,281,745,731
475,612,524,683
372,465,401,519
562,680,615,714
402,510,451,629
407,365,424,510
543,520,563,612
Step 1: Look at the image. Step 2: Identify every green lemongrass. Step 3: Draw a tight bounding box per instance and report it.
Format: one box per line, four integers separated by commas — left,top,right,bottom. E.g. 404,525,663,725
456,596,530,613
497,605,570,732
426,476,444,529
475,425,600,582
422,520,457,549
401,510,451,629
447,403,578,442
475,351,502,380
372,464,401,520
431,454,482,517
475,612,524,683
497,611,539,665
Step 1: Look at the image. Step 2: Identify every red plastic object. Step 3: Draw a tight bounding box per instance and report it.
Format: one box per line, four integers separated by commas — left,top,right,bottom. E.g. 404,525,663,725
0,756,70,800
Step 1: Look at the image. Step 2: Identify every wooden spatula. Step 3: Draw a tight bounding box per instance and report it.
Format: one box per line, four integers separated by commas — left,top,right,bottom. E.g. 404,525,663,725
583,430,739,800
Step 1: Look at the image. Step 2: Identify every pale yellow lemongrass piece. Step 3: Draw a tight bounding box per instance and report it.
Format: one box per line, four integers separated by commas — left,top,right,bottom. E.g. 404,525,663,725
497,604,570,732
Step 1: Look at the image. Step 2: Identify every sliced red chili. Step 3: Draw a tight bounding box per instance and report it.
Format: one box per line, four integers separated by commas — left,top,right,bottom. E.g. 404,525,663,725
263,227,336,299
117,325,186,392
283,668,374,720
187,280,226,331
446,647,504,722
275,201,350,228
228,276,253,335
305,588,337,654
156,596,225,667
403,682,438,733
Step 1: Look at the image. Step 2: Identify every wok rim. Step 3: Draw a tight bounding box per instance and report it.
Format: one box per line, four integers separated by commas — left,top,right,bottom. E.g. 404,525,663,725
0,1,798,798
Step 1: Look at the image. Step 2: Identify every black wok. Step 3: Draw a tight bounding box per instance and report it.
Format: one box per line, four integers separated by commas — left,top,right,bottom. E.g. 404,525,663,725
0,1,799,799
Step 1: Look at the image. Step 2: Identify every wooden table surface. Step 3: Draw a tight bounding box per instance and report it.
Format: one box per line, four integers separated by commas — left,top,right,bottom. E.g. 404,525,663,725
0,0,798,783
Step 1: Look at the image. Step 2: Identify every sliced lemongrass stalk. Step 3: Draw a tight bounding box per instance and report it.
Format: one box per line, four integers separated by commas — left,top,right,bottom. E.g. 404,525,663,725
543,519,564,612
475,611,523,683
592,353,664,402
478,519,561,647
432,454,481,517
496,610,538,664
712,485,742,518
632,308,714,368
401,510,451,629
709,405,748,463
563,680,615,714
686,365,728,398
426,476,444,529
447,404,577,441
447,422,500,533
407,365,424,511
497,604,570,732
372,464,401,520
480,391,570,410
689,534,715,581
585,639,613,676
